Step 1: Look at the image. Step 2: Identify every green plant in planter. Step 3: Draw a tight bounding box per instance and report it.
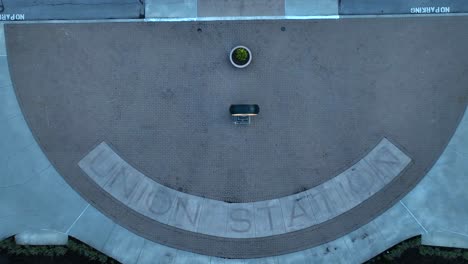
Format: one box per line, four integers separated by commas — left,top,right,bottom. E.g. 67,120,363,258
235,48,249,62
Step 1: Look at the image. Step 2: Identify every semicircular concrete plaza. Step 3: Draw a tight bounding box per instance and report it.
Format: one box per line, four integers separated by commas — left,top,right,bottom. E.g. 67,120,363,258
3,17,468,259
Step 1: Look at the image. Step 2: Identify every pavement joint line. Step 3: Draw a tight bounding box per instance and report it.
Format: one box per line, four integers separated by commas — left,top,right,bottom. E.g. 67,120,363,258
134,239,146,264
101,223,117,252
10,141,37,158
340,233,360,264
0,161,39,188
173,250,185,264
439,229,468,239
39,228,68,236
170,248,176,264
37,164,52,175
450,149,468,158
0,113,22,124
0,85,14,91
65,203,90,235
278,197,287,234
400,200,428,234
0,84,13,89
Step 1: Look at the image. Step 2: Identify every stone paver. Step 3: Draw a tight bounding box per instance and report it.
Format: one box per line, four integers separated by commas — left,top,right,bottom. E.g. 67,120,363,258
244,257,278,264
0,24,5,56
175,250,211,264
286,0,338,16
136,240,177,264
68,205,116,251
198,0,284,17
373,202,424,248
252,199,286,237
306,237,353,264
102,224,145,264
0,140,47,187
275,250,308,264
422,231,468,249
197,198,228,236
145,0,197,18
342,221,386,263
0,166,88,232
0,84,21,123
0,56,11,87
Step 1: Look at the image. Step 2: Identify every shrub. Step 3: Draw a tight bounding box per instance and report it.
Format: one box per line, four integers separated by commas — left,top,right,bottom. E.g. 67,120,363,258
235,48,249,62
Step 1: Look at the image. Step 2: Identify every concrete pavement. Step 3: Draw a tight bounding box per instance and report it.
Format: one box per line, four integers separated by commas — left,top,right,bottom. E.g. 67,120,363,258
0,0,465,22
0,0,143,20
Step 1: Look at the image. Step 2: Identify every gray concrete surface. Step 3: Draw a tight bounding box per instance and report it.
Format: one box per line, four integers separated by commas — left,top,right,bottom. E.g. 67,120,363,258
403,109,468,249
0,0,143,20
198,0,284,17
145,0,338,18
0,25,4,56
144,0,468,19
0,19,468,263
145,0,197,18
103,224,145,264
5,18,468,257
422,231,468,249
68,205,116,251
286,0,338,16
340,0,468,15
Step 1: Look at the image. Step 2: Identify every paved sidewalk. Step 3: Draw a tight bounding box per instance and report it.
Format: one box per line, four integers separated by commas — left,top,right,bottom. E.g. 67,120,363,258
145,0,339,18
0,0,143,21
144,0,468,19
340,0,468,15
1,0,466,21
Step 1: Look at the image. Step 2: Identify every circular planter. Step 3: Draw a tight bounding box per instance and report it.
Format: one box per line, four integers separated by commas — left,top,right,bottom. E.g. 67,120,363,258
230,46,252,68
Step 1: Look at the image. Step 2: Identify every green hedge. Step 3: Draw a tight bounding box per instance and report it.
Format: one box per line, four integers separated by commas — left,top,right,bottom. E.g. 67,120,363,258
367,236,468,263
0,236,118,263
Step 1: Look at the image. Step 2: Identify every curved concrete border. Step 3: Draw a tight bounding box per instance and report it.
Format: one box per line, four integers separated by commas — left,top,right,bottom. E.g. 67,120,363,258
78,138,411,238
